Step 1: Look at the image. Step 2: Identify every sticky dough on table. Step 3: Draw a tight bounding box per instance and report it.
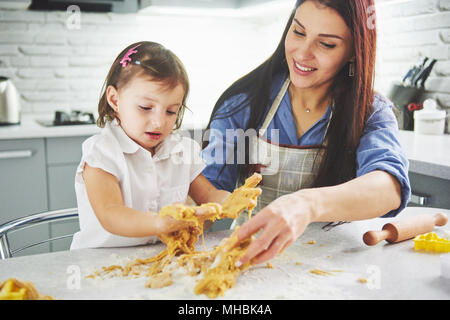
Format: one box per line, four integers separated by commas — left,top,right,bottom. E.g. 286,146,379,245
88,173,262,299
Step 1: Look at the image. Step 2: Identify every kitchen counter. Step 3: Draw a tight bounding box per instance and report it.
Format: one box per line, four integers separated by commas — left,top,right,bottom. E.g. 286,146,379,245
0,114,100,140
0,115,448,182
398,130,450,180
0,207,449,300
1,118,448,180
0,113,203,140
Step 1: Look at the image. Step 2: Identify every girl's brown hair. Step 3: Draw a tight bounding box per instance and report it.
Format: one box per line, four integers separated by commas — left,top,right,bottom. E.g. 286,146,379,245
97,41,189,129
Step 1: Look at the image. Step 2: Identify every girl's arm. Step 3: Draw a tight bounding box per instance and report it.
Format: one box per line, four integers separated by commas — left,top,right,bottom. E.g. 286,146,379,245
188,173,230,205
236,170,401,265
83,163,192,238
188,173,231,230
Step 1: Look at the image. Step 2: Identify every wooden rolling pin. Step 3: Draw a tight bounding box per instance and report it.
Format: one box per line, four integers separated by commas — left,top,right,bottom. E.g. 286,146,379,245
363,213,448,246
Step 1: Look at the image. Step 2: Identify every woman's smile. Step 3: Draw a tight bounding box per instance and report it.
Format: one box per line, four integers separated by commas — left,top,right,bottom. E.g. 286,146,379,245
293,60,317,75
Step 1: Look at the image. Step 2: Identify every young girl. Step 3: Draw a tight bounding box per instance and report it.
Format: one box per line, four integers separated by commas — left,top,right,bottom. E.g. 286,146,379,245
70,41,232,250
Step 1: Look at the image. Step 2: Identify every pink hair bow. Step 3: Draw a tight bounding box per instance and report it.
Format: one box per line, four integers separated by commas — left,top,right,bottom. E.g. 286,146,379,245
119,44,141,68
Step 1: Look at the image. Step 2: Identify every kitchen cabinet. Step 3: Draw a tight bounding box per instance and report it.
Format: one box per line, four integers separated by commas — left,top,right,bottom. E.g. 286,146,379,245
45,136,89,252
398,131,450,210
0,135,90,256
409,172,450,209
0,138,50,256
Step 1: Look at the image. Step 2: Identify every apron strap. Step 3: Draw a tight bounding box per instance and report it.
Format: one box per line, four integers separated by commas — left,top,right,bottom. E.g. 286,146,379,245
259,77,290,136
322,108,333,147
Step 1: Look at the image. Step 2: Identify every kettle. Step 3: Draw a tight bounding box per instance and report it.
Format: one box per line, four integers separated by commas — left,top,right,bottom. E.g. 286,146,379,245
0,76,21,125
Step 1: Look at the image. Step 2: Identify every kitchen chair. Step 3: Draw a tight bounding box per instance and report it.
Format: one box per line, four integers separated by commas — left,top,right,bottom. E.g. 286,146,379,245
0,208,78,259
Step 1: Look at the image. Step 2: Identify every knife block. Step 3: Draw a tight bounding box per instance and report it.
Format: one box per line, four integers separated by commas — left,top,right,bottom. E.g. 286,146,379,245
387,83,424,131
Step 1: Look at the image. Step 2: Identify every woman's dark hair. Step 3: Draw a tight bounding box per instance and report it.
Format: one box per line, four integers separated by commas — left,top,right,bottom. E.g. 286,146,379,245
204,0,377,188
97,41,189,130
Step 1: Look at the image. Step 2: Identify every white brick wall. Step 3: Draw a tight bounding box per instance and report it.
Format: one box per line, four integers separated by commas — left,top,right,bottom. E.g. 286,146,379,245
0,6,287,126
375,0,450,119
0,1,448,130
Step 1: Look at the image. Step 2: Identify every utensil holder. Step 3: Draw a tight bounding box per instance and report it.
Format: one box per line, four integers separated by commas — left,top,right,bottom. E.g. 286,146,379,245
387,83,424,131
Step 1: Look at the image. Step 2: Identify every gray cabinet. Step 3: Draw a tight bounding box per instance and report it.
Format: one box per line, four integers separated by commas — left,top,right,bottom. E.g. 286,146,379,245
46,136,89,209
408,172,450,209
0,135,89,257
0,138,50,256
45,136,89,252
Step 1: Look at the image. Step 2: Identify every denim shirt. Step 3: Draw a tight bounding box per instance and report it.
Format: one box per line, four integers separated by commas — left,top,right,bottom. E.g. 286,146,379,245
202,76,411,218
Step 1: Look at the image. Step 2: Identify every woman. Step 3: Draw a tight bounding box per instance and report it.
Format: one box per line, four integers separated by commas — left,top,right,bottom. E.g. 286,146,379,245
201,0,410,266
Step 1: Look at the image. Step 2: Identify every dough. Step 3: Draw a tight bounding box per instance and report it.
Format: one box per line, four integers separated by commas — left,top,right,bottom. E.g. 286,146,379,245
88,173,262,298
0,278,53,300
310,269,332,276
145,272,173,289
193,230,252,298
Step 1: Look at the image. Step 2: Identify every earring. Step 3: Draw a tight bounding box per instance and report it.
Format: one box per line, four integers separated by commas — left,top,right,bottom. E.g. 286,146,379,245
349,61,355,77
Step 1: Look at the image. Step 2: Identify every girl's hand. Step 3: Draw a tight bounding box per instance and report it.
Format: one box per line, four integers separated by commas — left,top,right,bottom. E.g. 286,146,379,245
235,191,315,266
194,206,220,221
156,215,195,235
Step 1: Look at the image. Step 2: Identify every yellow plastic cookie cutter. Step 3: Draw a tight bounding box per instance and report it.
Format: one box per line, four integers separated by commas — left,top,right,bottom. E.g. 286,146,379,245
413,232,450,253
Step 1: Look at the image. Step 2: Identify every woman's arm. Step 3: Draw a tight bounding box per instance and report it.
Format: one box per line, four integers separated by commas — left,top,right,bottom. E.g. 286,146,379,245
236,98,409,266
83,163,192,237
309,170,401,222
236,170,401,266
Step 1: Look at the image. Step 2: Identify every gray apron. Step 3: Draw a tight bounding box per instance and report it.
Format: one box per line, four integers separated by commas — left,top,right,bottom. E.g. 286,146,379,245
231,77,332,228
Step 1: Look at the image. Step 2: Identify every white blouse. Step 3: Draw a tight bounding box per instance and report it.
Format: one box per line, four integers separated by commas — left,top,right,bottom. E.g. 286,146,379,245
70,120,205,250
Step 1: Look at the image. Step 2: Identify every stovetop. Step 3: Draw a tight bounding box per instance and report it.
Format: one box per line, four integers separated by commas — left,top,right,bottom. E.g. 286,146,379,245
36,110,96,127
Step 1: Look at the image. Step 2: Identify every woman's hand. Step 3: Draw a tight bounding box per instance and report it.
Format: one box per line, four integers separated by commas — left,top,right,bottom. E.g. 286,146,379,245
235,191,315,266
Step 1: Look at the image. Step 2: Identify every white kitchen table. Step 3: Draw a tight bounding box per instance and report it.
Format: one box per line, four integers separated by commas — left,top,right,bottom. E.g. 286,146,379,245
0,207,449,300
